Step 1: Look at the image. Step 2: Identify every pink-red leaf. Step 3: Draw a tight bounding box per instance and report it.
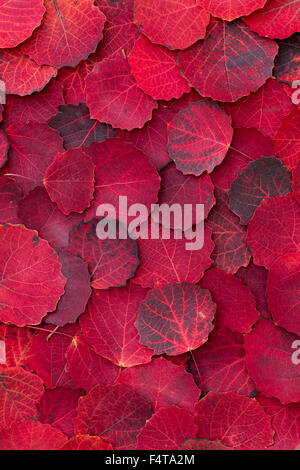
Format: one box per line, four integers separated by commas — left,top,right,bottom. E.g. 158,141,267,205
0,420,67,450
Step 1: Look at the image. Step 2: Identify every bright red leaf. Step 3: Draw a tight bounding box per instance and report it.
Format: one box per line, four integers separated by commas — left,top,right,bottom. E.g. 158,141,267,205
0,177,22,224
197,0,267,21
61,435,114,450
0,420,67,450
273,108,300,171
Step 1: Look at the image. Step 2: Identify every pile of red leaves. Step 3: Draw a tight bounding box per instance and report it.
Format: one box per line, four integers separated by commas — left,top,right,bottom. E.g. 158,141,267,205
0,0,300,451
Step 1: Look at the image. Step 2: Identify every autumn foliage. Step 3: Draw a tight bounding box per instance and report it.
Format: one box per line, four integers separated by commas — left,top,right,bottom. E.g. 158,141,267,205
0,0,300,451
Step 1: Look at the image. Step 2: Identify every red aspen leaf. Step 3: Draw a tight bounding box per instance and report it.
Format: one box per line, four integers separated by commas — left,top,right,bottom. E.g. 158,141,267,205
0,225,66,326
0,367,44,431
0,420,67,450
57,61,93,106
133,224,214,289
245,319,300,404
44,149,95,215
21,0,106,69
201,268,259,333
225,79,294,138
211,128,274,192
0,177,22,224
273,108,300,171
136,282,216,355
247,194,300,269
4,122,64,195
17,187,81,251
179,438,232,450
243,0,300,40
83,139,161,224
195,392,273,450
197,0,267,21
61,435,114,450
236,261,270,319
80,284,153,368
133,0,210,50
158,163,216,224
129,35,190,101
44,250,91,327
94,0,139,61
49,104,115,149
0,324,36,368
229,157,292,225
27,324,78,389
293,160,300,204
167,101,233,176
0,128,8,168
66,336,119,391
0,0,45,49
2,79,64,128
189,328,256,396
267,252,300,336
85,56,158,131
178,18,278,102
117,356,200,413
207,190,251,274
256,393,300,450
137,406,197,450
74,383,152,450
67,219,139,290
274,33,300,84
0,49,57,96
37,387,83,438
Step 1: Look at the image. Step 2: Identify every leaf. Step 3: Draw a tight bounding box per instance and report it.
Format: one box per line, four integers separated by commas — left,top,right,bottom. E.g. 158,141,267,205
4,122,64,195
273,108,300,171
0,225,66,326
189,328,256,396
167,101,233,176
129,35,190,101
83,139,161,224
0,0,45,49
293,160,300,205
0,367,44,430
67,219,139,290
245,319,300,404
0,177,22,224
85,56,158,131
136,282,216,355
44,149,95,215
0,420,67,450
196,0,267,21
117,356,200,413
247,194,300,269
80,284,153,367
27,324,78,389
243,0,300,40
195,392,273,450
0,324,36,368
2,79,64,127
17,187,81,251
178,18,278,102
274,33,300,84
49,104,115,149
21,0,106,68
61,435,114,450
201,268,259,333
66,336,119,391
137,406,197,450
37,387,83,438
133,224,214,288
133,0,210,50
44,250,91,327
229,156,291,225
225,79,294,137
179,438,232,450
207,190,251,274
0,128,8,168
267,252,300,336
73,383,152,450
236,261,270,319
56,61,93,106
211,128,274,192
0,49,57,96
